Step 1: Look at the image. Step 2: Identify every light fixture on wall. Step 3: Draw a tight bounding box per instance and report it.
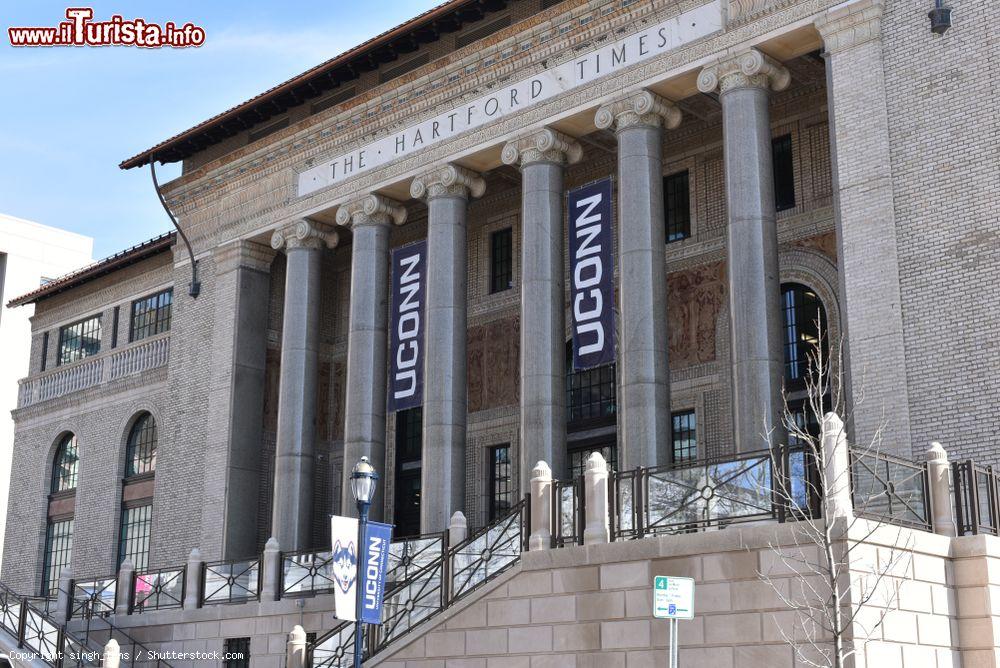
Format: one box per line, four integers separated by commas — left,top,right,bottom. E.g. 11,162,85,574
929,0,952,35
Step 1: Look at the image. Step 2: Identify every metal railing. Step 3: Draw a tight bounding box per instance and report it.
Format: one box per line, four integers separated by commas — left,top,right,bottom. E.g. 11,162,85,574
387,532,445,587
70,575,117,619
553,477,583,547
954,460,999,536
202,558,260,605
132,567,185,613
0,582,103,668
280,550,335,598
850,449,932,531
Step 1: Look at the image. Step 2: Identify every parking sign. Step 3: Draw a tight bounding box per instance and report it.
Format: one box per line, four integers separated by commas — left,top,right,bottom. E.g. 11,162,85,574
653,576,694,620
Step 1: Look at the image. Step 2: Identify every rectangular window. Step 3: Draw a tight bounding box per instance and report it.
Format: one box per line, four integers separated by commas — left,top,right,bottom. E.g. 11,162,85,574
394,407,423,538
488,445,513,522
567,362,617,425
223,637,251,668
772,134,796,212
664,170,691,242
57,315,101,366
40,332,49,372
130,288,173,342
118,504,152,571
42,519,73,597
490,227,513,294
111,306,120,348
671,410,697,463
568,445,616,479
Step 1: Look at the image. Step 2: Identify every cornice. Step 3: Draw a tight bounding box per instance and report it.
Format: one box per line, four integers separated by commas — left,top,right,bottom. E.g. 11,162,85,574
814,0,884,54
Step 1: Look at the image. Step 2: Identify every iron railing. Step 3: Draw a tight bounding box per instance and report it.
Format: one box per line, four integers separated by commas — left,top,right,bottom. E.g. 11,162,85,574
132,567,185,613
552,477,583,547
850,448,932,531
70,576,117,619
954,460,999,536
281,549,335,597
202,558,260,605
0,582,102,668
387,532,446,587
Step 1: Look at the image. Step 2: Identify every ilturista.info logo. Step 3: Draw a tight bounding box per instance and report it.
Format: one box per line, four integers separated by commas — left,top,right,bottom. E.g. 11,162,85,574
8,7,206,48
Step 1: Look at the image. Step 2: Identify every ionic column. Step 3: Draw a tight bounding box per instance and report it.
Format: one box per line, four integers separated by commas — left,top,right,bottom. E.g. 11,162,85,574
595,90,680,470
698,49,790,452
269,219,338,551
502,128,582,488
410,164,485,532
815,1,913,455
336,194,407,521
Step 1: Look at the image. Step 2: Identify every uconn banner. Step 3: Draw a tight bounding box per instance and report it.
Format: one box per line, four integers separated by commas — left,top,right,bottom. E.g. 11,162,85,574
388,240,427,412
568,178,615,370
329,516,393,623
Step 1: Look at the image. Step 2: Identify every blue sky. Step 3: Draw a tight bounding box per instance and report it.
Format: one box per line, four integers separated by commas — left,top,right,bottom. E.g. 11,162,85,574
0,1,439,258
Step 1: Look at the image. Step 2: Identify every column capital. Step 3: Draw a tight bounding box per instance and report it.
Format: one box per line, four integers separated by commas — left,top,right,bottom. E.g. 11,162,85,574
335,194,407,228
594,89,681,132
501,127,583,167
697,48,790,95
410,163,485,201
270,219,339,252
814,0,884,54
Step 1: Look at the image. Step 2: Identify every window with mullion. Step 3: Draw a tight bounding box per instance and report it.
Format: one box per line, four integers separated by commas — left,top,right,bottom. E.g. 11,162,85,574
488,445,512,522
117,504,152,571
42,519,73,597
130,288,173,342
51,434,79,493
568,445,616,479
57,315,101,366
489,227,513,294
671,410,697,463
125,413,157,477
781,283,828,390
223,637,251,668
663,170,691,242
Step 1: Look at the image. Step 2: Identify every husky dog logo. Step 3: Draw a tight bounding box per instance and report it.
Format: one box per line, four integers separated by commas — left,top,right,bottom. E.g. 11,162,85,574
331,540,357,594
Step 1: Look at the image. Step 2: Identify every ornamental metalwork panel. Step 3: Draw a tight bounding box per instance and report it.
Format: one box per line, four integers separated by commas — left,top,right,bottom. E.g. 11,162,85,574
851,450,930,531
612,469,640,540
449,501,524,602
387,533,444,587
311,622,360,668
0,588,22,638
203,559,260,605
954,460,998,536
132,567,184,612
281,551,335,597
552,478,581,547
21,601,60,663
373,559,444,651
71,576,117,618
643,450,775,535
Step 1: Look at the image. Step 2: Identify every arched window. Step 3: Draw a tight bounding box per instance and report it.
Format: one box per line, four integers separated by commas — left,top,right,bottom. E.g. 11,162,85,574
781,283,828,389
50,434,79,493
125,412,157,477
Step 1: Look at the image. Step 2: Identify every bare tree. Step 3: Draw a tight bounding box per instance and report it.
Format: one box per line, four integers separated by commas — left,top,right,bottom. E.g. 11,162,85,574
757,325,916,668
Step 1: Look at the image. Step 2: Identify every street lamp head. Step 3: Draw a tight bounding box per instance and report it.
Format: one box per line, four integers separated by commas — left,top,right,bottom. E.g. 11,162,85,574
350,456,379,505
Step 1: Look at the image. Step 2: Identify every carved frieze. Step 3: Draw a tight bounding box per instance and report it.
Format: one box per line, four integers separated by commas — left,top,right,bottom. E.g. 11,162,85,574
667,261,727,368
467,316,520,413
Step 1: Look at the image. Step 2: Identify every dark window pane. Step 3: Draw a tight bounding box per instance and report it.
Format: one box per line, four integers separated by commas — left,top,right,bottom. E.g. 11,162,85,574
126,413,157,477
42,519,73,597
40,332,49,372
772,134,796,212
130,288,173,342
664,170,691,242
490,228,513,294
671,410,697,463
223,637,251,668
57,315,101,366
568,445,617,479
118,504,152,571
51,434,79,493
489,445,513,522
566,343,616,425
781,283,828,390
394,407,423,537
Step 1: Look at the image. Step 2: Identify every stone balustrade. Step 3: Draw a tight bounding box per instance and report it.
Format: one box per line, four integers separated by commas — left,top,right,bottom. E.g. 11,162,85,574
17,334,170,408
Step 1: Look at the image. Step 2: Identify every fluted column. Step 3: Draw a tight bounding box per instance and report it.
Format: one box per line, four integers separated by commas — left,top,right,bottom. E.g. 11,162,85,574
502,128,582,488
698,49,790,452
410,164,485,532
269,219,338,551
595,90,680,470
336,194,408,521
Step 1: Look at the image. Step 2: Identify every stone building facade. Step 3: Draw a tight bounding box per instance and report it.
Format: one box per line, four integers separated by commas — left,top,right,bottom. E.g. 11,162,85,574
2,0,997,608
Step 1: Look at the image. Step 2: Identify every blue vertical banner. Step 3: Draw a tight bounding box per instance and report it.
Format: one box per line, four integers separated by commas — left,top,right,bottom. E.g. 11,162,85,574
388,240,427,412
359,521,393,624
568,177,616,370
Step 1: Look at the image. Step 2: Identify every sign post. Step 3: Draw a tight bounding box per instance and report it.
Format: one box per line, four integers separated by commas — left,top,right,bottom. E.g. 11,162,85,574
652,575,694,668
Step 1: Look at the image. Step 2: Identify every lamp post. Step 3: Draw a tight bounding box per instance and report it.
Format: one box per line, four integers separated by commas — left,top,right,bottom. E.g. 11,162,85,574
350,456,378,668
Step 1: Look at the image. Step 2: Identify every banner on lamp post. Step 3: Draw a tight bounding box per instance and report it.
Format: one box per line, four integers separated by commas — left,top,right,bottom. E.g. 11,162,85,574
388,239,427,412
329,516,393,624
330,515,359,622
359,521,393,624
568,177,616,371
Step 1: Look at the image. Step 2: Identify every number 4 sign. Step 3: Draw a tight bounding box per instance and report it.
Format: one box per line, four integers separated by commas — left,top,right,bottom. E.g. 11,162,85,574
653,575,694,620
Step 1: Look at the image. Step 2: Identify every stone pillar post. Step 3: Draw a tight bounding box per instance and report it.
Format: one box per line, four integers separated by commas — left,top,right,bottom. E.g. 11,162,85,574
183,548,203,610
698,49,790,452
115,560,133,616
502,128,582,487
260,537,281,602
821,412,852,521
595,90,680,470
583,452,610,545
529,461,553,551
815,0,913,456
336,195,408,521
448,511,468,546
103,639,121,668
410,164,485,532
926,442,957,537
269,219,339,551
55,568,73,621
286,625,307,668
